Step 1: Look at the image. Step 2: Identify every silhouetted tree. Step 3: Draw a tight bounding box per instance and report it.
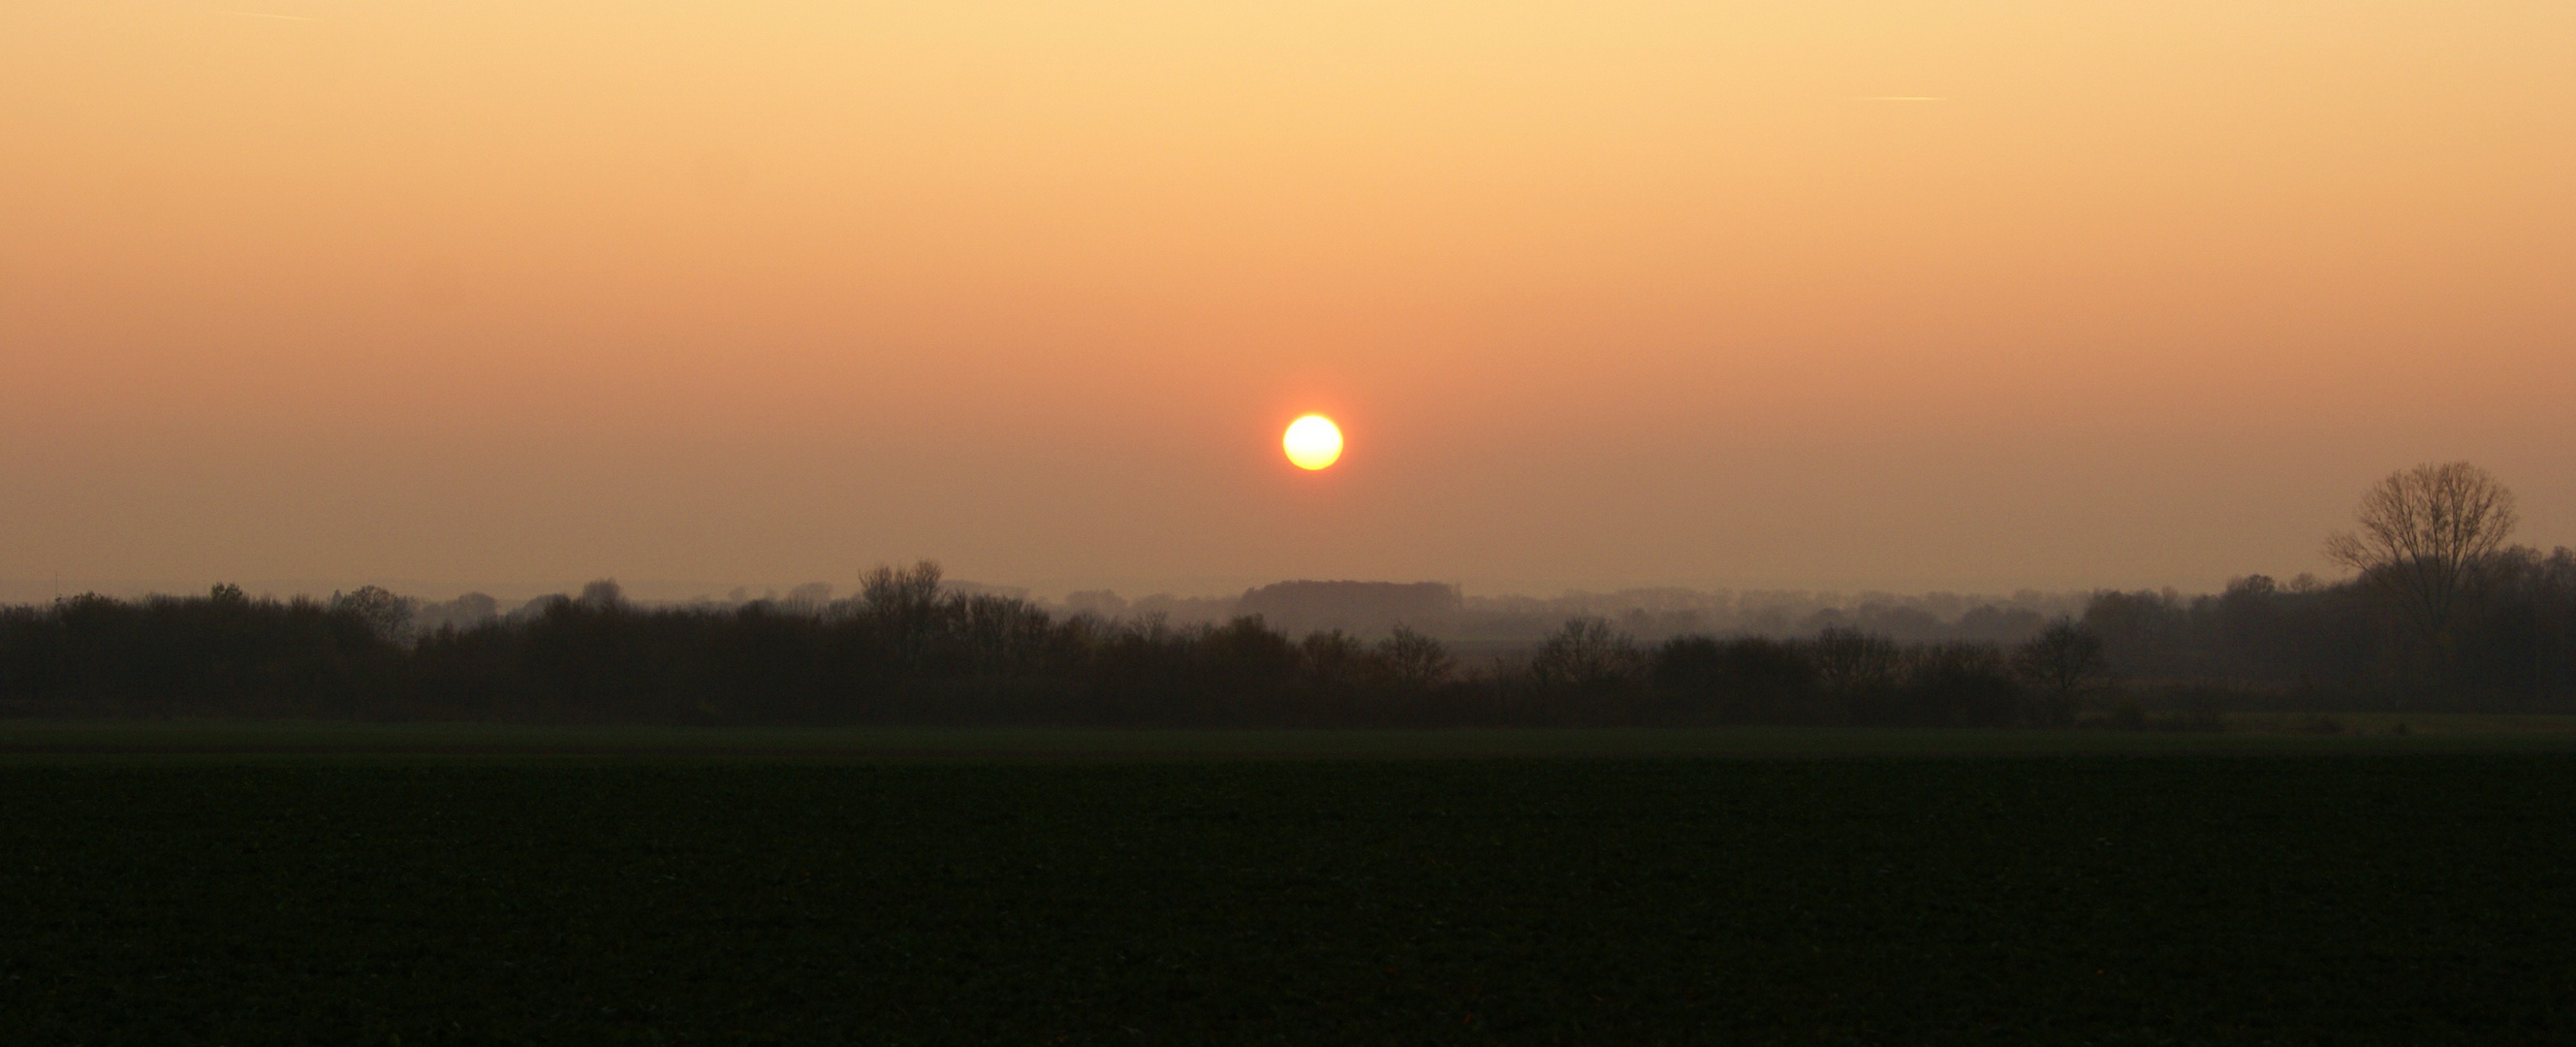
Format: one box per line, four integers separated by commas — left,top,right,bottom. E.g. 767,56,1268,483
2326,461,2518,664
958,592,1052,677
579,580,626,611
330,586,415,644
1808,627,1901,702
2013,619,2108,724
1301,630,1368,689
1649,635,1813,723
861,560,950,671
1530,618,1641,690
1897,643,2025,727
1372,626,1455,691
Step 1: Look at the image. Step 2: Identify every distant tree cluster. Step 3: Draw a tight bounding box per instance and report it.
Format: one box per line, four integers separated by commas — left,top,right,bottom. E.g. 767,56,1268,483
1076,583,2081,646
1,567,2561,726
2,462,2561,724
2082,548,2576,709
2083,462,2574,711
0,560,2109,727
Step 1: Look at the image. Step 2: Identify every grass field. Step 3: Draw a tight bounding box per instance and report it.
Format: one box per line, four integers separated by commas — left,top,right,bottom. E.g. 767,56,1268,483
6,714,2576,762
6,724,2575,1043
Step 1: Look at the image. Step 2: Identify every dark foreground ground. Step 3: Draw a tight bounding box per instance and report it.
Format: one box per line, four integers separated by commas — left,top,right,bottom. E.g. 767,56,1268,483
5,750,2574,1044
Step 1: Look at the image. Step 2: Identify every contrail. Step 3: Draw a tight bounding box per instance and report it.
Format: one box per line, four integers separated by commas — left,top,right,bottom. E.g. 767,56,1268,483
1857,96,1949,102
226,11,319,19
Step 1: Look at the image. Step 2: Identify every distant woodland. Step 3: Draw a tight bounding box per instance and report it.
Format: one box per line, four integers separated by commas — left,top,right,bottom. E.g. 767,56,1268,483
3,464,2562,727
2,556,2568,727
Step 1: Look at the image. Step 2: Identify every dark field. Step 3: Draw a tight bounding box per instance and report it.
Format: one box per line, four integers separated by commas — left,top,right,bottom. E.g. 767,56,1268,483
6,753,2575,1044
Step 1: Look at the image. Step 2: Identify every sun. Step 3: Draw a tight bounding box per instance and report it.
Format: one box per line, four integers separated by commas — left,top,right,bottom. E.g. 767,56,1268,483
1283,415,1343,470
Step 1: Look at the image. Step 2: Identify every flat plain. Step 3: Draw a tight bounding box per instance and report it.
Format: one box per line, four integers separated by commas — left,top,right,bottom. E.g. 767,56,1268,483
5,723,2574,1044
7,714,2576,761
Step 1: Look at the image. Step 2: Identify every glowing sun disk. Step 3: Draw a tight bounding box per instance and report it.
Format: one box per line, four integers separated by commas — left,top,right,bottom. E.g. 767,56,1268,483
1283,415,1342,470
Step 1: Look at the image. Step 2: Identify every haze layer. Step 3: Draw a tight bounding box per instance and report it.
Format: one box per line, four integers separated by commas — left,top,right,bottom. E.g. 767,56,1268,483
3,2,2569,593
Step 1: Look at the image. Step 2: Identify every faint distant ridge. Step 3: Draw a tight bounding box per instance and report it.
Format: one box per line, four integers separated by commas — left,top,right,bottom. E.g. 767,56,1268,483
1237,581,1463,638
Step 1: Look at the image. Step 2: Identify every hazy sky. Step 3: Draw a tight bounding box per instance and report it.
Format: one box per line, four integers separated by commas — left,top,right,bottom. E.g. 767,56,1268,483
4,1,2570,598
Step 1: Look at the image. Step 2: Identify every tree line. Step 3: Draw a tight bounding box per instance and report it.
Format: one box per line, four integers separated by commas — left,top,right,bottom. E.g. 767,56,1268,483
2084,461,2574,711
1,462,2562,725
4,563,2560,726
0,562,2107,726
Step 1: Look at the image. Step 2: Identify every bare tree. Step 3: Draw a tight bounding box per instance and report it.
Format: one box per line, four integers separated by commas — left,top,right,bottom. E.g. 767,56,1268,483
1529,617,1641,689
958,592,1052,677
2325,461,2518,652
861,560,953,670
1372,625,1456,691
1806,627,1901,698
2013,618,2109,724
1301,629,1369,688
578,579,626,611
330,585,417,645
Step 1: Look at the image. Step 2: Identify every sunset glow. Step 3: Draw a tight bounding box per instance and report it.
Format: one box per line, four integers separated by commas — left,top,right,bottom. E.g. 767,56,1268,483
1284,416,1344,471
0,2,2568,595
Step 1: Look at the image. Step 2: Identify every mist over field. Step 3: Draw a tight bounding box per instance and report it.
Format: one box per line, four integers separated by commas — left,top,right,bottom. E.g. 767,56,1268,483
0,572,2107,655
345,577,2085,647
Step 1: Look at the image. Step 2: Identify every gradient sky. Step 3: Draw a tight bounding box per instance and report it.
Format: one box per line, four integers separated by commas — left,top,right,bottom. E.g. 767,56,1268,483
4,1,2571,598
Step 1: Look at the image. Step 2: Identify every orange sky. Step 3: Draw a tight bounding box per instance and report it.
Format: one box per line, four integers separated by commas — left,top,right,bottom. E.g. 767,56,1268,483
3,1,2571,598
